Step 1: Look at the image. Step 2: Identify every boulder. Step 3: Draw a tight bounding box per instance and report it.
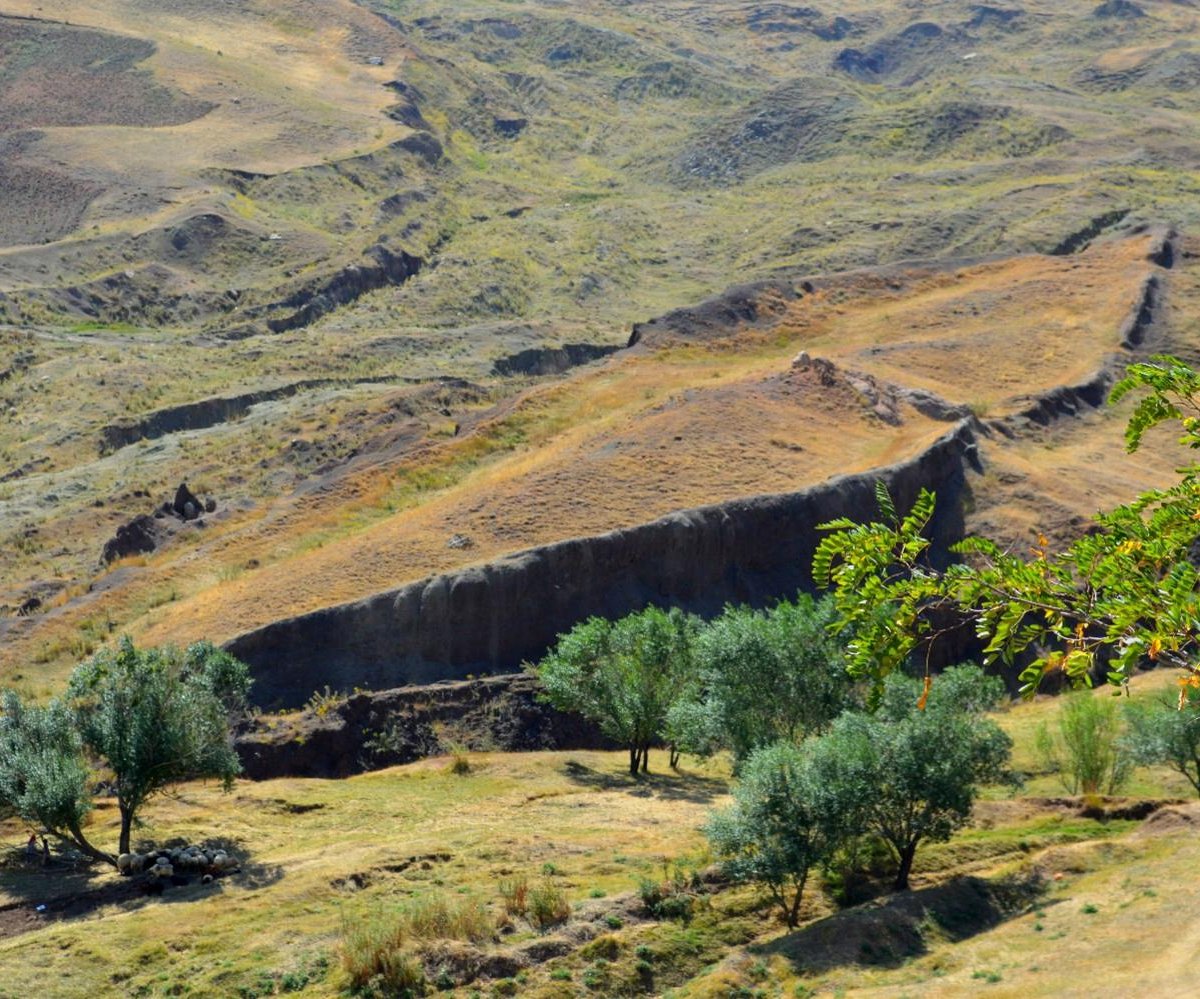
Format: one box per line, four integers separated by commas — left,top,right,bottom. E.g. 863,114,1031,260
173,482,202,520
102,514,166,564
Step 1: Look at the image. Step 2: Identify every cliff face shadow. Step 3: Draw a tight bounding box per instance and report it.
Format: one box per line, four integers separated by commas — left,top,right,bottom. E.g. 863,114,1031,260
759,874,1044,973
561,759,727,803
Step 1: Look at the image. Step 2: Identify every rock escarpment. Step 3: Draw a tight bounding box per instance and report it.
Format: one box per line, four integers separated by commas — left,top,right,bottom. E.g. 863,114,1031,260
227,422,976,709
235,672,611,779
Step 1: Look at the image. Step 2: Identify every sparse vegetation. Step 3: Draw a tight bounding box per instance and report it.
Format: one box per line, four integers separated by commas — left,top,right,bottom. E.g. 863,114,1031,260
1037,692,1132,796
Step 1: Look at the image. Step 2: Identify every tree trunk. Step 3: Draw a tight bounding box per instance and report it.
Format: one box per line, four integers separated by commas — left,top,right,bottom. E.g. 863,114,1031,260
65,819,116,866
629,746,640,776
894,841,918,891
786,873,808,928
118,801,133,857
669,745,681,769
640,746,649,774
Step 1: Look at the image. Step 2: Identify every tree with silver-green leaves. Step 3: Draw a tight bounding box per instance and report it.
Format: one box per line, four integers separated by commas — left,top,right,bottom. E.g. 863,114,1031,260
813,357,1200,699
1125,685,1200,796
535,606,700,775
667,595,853,765
0,692,96,859
0,637,251,863
704,740,846,927
809,664,1014,891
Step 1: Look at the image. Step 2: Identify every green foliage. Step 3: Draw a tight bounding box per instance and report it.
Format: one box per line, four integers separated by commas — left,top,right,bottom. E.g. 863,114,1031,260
1125,687,1200,796
527,877,571,932
637,861,701,921
1035,692,1131,795
670,595,853,764
536,606,700,774
67,636,251,855
0,637,251,861
705,741,845,926
0,691,92,853
816,357,1200,696
809,665,1015,890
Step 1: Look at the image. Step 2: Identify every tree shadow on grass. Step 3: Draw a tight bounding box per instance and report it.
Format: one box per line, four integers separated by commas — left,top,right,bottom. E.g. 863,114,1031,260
0,833,283,942
758,873,1046,974
561,759,727,803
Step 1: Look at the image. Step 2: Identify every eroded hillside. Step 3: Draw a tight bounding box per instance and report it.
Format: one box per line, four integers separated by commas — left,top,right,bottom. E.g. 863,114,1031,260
4,0,1200,696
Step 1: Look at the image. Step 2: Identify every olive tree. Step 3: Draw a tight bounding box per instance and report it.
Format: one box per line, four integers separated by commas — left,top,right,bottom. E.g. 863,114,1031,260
810,665,1014,890
1125,687,1200,796
670,595,852,765
704,741,846,926
0,637,252,862
536,606,699,775
0,692,98,860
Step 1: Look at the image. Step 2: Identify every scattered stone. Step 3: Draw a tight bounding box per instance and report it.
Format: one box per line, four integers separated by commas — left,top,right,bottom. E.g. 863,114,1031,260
447,533,475,549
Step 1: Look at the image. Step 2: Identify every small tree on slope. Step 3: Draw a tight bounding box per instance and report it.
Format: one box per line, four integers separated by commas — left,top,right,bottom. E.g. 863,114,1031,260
705,740,846,926
536,606,699,775
0,637,251,862
809,665,1014,891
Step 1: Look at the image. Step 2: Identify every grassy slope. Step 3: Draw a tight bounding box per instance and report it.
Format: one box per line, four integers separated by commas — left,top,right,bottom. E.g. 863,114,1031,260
5,0,1200,683
0,230,1168,692
1,673,1197,997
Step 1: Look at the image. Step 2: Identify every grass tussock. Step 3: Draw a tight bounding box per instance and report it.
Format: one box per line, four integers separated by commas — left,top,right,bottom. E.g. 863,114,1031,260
339,908,426,995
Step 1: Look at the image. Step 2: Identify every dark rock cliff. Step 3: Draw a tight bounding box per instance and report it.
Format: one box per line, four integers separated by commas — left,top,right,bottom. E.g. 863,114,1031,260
227,421,977,709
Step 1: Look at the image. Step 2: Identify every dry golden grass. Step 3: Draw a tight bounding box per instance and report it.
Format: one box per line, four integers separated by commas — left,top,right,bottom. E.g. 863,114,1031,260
0,749,726,997
131,236,1161,649
0,232,1169,687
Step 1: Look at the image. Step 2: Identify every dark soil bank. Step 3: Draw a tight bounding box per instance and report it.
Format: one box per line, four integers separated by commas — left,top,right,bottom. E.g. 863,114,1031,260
227,423,976,709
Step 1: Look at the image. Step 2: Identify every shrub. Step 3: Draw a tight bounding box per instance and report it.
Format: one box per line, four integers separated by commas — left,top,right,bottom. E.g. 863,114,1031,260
528,878,570,932
447,746,472,776
498,875,529,917
1036,692,1131,795
637,862,700,921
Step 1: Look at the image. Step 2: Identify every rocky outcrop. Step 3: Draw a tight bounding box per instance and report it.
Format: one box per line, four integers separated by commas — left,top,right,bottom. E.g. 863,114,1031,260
265,244,423,333
628,279,804,347
101,514,167,564
492,342,620,377
235,672,612,779
99,374,417,452
226,422,976,709
1049,209,1131,257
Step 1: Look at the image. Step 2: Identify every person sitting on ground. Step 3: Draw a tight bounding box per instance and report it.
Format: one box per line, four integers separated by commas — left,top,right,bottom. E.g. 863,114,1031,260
24,833,38,861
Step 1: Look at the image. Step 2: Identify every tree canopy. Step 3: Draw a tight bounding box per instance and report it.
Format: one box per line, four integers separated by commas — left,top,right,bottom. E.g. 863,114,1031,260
0,637,251,862
814,356,1200,698
704,740,846,926
536,606,699,775
668,594,853,765
808,665,1014,890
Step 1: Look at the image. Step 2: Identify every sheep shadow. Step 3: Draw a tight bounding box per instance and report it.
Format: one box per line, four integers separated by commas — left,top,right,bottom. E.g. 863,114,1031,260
759,874,1045,974
561,759,727,803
